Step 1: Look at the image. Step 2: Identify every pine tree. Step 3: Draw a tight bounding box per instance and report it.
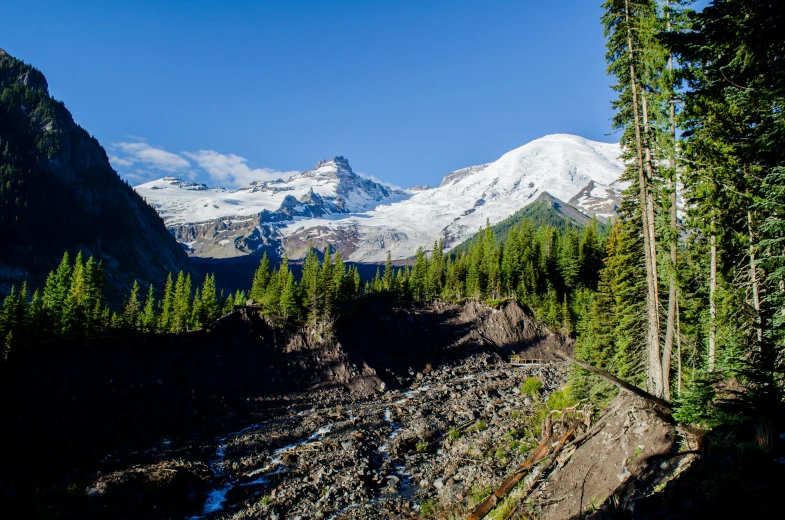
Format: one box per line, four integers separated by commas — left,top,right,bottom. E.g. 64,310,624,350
158,273,174,332
190,287,203,329
140,284,157,333
382,251,394,292
171,271,192,332
301,244,320,322
83,256,104,333
123,280,141,330
63,252,87,336
333,250,346,302
410,247,428,301
201,274,219,324
426,239,445,299
603,0,667,395
249,253,271,303
319,246,334,320
279,270,298,320
43,252,72,333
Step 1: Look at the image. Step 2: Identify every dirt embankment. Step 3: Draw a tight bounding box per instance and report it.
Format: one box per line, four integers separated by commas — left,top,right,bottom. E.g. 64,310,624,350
531,393,678,519
0,298,563,508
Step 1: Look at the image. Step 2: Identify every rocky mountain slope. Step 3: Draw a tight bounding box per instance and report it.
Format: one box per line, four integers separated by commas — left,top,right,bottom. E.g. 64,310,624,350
135,134,626,262
0,49,190,303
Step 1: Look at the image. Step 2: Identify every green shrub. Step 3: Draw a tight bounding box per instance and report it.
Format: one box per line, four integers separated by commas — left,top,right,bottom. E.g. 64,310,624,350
521,376,543,397
420,498,439,516
530,385,578,437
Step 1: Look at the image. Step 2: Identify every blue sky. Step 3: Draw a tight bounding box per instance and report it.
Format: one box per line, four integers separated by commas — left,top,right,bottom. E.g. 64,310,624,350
3,0,616,188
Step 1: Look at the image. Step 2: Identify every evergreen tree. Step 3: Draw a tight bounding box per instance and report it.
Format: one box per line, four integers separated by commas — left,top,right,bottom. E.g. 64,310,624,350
279,270,298,320
201,274,219,324
382,251,394,292
123,281,141,330
140,284,157,333
318,246,334,320
301,244,320,322
62,252,87,336
603,0,668,396
158,273,174,332
333,250,346,302
43,252,72,333
190,287,203,329
249,253,271,303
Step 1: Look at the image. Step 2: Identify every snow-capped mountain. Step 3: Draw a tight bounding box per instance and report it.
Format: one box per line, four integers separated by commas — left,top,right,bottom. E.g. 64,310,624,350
134,134,626,261
136,156,408,226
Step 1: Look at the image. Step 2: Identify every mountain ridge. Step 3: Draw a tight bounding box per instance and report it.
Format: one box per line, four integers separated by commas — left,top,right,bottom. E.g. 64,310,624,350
135,134,625,262
0,49,191,303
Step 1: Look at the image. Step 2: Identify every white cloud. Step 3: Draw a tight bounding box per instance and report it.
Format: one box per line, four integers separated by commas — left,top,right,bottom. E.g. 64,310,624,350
183,150,298,187
108,154,134,168
110,138,297,188
113,141,190,172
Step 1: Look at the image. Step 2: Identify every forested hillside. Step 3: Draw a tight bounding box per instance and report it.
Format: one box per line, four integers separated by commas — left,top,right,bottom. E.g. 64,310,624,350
451,192,598,256
0,49,190,305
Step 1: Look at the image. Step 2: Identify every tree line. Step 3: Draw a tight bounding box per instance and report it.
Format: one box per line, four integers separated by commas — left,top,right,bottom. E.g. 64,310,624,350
1,217,604,361
366,219,606,334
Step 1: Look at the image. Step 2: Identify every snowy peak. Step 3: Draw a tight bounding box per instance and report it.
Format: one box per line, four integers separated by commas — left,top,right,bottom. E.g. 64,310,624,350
135,134,625,261
312,156,352,174
135,155,408,226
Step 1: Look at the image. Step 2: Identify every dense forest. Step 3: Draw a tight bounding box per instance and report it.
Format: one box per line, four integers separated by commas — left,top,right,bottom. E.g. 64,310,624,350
573,0,785,426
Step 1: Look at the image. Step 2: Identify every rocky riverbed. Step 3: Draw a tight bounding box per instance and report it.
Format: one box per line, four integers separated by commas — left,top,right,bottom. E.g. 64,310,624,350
192,356,566,519
83,354,566,519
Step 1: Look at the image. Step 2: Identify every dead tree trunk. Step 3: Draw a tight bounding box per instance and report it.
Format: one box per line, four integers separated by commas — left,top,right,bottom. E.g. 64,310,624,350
552,349,674,413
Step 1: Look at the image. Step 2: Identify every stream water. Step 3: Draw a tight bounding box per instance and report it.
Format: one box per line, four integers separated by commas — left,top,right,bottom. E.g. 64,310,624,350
197,382,437,517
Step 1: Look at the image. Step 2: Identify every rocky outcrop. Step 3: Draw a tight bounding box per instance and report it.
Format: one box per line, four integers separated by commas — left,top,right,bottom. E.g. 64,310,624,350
568,179,622,221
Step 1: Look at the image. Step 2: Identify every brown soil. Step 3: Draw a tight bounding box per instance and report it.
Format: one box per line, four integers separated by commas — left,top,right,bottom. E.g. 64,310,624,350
532,393,677,519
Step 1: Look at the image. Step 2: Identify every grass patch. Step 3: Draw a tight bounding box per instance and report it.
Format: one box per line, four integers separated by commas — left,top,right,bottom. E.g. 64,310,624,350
521,376,543,397
473,420,488,432
449,427,460,440
470,484,492,506
420,498,439,516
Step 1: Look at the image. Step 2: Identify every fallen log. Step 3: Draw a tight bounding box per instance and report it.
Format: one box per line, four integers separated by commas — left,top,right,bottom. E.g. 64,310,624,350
550,349,674,414
467,430,574,520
